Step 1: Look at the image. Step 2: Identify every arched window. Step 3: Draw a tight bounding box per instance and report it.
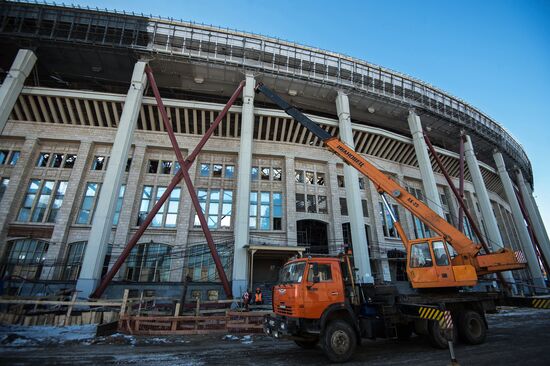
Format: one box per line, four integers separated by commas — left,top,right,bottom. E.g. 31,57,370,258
2,239,49,280
185,243,233,282
61,242,113,281
62,242,86,280
124,242,171,282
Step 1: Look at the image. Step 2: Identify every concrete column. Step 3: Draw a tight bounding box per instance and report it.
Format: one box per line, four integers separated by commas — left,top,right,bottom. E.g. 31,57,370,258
493,151,546,291
0,50,37,134
516,169,550,275
336,91,373,284
232,74,255,296
76,61,148,296
463,136,515,286
328,161,344,252
284,156,298,245
407,110,444,217
42,141,93,280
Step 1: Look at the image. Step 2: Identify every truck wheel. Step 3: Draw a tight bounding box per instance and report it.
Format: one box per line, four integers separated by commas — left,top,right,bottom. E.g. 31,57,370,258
457,310,486,345
427,319,456,349
294,338,318,349
321,320,357,363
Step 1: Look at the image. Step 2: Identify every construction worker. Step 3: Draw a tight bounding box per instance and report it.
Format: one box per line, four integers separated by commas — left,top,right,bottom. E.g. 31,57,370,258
254,287,263,305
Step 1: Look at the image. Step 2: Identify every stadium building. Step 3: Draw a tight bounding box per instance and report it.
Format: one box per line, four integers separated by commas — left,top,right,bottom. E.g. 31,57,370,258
0,1,549,301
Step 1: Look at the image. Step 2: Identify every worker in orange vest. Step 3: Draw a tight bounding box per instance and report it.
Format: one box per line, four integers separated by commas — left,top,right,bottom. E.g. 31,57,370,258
254,287,263,305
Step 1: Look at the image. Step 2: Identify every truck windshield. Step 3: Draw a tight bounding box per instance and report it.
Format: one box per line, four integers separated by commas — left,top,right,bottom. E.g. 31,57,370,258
278,262,306,284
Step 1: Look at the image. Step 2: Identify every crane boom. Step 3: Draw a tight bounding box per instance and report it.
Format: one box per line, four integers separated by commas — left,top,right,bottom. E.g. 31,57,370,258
256,83,525,284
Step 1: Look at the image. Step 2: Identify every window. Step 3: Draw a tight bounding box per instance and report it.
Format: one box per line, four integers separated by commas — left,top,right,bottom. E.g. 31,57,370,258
200,163,210,177
410,242,433,268
208,189,220,228
137,185,153,225
221,190,233,227
0,150,7,164
340,198,348,216
37,152,50,167
337,175,345,188
358,177,365,190
112,185,126,225
342,223,352,246
433,241,450,266
251,166,259,180
186,243,232,282
101,244,113,278
261,167,270,180
412,216,432,239
147,159,159,173
62,241,86,280
361,199,369,217
17,180,67,223
160,161,172,174
146,186,181,228
249,191,282,230
279,262,306,284
380,202,400,238
295,193,305,212
307,263,332,282
225,165,235,178
316,172,325,186
213,164,223,177
305,171,315,184
50,153,64,168
125,158,132,172
273,192,283,230
260,192,270,229
295,170,304,183
76,182,101,224
307,194,316,213
273,168,282,181
440,193,448,207
125,242,172,282
63,154,77,168
249,192,258,228
0,178,9,202
8,151,20,165
47,181,67,223
318,195,328,214
195,189,233,229
2,239,49,280
92,155,107,170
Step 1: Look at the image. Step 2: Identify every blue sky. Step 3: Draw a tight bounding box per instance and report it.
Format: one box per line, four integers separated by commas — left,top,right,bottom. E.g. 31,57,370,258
70,0,550,228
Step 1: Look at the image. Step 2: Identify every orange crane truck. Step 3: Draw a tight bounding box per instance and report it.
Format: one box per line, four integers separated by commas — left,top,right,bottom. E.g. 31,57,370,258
255,83,549,363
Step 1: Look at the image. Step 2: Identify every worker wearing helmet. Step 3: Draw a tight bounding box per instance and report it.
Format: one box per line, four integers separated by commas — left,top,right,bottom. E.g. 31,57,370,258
254,287,263,305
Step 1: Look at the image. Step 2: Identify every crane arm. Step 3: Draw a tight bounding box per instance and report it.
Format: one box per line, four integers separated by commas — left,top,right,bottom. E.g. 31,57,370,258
256,83,481,257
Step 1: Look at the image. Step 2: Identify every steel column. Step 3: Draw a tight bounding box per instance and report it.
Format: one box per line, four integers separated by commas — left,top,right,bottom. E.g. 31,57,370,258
91,75,245,298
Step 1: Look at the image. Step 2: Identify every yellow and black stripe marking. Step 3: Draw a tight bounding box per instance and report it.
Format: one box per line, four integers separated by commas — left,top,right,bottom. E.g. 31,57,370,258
418,307,444,321
532,299,550,309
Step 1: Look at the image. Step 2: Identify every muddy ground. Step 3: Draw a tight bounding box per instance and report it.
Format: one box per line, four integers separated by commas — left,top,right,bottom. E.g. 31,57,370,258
1,307,549,365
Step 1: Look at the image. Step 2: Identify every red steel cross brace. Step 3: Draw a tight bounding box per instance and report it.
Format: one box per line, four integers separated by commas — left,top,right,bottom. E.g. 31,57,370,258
91,68,244,298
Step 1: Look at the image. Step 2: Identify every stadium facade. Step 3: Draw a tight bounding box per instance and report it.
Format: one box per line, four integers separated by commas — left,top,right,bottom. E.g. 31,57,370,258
0,1,549,300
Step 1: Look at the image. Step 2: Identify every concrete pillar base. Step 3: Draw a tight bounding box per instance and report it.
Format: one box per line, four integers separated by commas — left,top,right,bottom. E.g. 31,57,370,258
232,279,248,299
75,278,99,299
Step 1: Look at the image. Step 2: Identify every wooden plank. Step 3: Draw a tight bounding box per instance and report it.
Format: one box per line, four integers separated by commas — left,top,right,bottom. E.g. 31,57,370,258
0,299,123,307
64,292,78,326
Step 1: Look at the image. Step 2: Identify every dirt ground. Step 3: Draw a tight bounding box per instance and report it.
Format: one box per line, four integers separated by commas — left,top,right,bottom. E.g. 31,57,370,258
1,307,549,365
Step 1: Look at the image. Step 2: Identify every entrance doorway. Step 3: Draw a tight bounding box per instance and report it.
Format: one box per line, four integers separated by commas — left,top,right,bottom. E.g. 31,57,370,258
297,219,328,254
